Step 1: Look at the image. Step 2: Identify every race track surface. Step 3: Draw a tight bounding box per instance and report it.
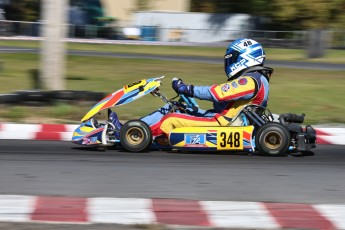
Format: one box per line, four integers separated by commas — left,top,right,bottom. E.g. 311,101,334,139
0,140,344,204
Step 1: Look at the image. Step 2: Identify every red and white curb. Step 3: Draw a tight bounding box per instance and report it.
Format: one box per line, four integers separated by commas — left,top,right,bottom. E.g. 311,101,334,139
0,195,344,229
0,123,345,145
0,123,77,141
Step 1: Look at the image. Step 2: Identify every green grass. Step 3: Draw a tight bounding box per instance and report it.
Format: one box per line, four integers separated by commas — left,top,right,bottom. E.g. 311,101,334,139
1,40,345,64
0,52,344,124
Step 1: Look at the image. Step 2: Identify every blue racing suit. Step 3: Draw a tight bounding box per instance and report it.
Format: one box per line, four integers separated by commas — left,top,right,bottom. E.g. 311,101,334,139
141,70,270,136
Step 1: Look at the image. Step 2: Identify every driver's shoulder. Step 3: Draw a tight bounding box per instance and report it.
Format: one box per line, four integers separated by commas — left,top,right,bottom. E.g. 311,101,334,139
218,75,256,88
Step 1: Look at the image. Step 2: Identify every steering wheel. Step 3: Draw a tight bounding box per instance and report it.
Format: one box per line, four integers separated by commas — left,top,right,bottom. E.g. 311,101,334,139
152,81,199,113
179,94,199,112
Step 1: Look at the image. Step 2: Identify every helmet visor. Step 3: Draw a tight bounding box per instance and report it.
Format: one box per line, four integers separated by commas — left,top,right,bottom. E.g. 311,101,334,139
224,50,240,73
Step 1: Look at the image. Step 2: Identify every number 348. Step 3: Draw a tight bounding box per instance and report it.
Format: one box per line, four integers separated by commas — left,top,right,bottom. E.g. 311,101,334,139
218,131,242,150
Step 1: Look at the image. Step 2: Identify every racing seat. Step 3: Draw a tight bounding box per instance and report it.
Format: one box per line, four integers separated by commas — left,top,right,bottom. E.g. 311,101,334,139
228,104,273,127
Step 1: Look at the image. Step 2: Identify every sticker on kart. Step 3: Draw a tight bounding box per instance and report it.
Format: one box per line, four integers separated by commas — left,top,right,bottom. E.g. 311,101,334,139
184,133,207,146
123,80,146,93
215,127,253,150
169,126,254,150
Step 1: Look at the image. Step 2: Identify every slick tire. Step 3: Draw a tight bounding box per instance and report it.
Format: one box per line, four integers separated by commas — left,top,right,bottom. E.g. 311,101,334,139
120,120,152,152
255,122,291,156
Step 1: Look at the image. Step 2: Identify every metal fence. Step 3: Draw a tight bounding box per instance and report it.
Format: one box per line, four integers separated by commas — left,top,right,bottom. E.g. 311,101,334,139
1,20,345,49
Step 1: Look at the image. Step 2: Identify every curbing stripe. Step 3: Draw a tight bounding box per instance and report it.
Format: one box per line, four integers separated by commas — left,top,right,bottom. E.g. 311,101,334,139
316,136,333,145
0,195,35,222
0,123,40,140
201,201,279,229
31,196,88,223
317,135,345,145
314,204,345,229
88,198,154,224
317,128,345,135
152,198,211,226
0,195,344,229
34,132,63,140
40,124,67,133
316,129,332,136
264,202,336,229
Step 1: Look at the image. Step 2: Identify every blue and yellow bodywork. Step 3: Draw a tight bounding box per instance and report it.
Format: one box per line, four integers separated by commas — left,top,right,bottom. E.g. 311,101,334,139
81,77,163,122
73,76,256,152
169,126,255,152
72,120,104,146
72,76,164,147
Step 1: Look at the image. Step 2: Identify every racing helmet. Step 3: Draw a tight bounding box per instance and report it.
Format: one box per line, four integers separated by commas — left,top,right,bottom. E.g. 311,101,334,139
224,38,266,80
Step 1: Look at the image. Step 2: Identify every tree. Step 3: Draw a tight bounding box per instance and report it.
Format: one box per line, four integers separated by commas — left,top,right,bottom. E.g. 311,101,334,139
190,0,272,16
190,0,345,30
269,0,345,29
4,0,40,21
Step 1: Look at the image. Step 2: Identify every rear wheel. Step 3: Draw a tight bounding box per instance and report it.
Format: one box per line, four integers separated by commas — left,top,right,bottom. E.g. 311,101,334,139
255,123,291,156
120,120,152,152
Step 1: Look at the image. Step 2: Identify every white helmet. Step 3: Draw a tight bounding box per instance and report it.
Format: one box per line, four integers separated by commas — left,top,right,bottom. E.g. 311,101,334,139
224,38,266,80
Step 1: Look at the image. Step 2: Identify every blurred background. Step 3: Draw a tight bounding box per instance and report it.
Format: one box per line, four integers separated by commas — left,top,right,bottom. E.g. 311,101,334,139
0,0,345,124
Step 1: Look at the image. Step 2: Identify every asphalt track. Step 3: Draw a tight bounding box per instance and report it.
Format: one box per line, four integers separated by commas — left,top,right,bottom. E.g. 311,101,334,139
0,140,344,205
1,46,345,71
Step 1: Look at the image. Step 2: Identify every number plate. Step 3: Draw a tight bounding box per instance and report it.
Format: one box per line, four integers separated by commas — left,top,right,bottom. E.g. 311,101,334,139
217,129,244,150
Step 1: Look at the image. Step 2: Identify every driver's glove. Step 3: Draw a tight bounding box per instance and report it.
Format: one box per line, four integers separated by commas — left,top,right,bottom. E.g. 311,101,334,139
172,78,194,97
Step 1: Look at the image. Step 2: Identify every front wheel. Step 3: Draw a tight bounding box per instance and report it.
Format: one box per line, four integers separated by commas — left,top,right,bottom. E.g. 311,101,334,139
120,120,152,152
255,123,291,156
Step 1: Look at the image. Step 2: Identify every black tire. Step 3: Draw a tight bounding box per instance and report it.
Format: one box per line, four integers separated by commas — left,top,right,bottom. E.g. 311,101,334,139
255,122,291,156
120,120,152,152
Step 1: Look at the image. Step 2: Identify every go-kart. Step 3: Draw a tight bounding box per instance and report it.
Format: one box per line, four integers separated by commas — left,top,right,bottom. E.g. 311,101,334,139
72,76,316,156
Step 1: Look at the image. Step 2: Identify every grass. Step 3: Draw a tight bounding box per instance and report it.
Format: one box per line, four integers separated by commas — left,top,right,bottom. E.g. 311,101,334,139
0,104,84,123
1,40,345,64
0,52,345,124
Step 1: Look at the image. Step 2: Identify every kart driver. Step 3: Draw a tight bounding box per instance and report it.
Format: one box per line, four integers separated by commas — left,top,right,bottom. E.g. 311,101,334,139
141,38,273,137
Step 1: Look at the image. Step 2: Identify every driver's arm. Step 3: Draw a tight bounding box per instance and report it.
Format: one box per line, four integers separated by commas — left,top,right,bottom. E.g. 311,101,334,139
194,76,257,103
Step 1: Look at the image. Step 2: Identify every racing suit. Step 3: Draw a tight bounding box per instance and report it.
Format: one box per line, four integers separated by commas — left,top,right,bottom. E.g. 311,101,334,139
141,67,271,137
